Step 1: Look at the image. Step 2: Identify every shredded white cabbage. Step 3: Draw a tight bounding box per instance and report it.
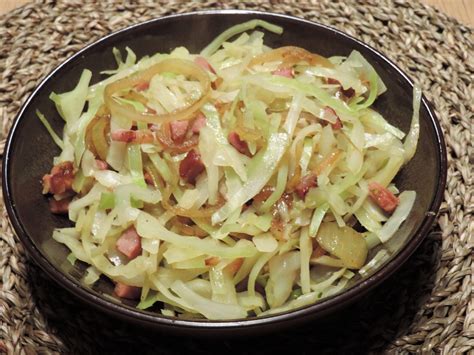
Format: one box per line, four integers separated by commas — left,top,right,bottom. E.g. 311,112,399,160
39,20,421,320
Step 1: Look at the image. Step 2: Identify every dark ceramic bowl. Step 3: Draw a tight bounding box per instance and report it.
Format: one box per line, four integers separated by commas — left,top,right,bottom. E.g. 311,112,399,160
2,10,446,335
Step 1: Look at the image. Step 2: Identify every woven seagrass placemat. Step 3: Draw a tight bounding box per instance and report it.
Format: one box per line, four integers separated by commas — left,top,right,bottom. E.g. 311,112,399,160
0,0,472,353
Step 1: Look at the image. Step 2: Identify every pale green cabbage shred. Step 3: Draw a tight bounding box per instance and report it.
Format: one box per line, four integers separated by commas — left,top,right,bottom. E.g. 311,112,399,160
40,20,421,320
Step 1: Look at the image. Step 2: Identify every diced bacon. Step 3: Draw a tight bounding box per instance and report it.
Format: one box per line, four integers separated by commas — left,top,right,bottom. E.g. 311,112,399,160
327,78,340,85
311,243,327,258
205,257,243,275
323,107,343,130
110,129,154,144
228,131,251,156
179,149,205,185
205,256,220,267
50,175,69,195
271,67,294,78
295,173,318,199
225,258,244,275
194,56,216,74
50,161,72,176
111,130,135,143
134,81,150,92
42,175,51,194
323,106,338,121
211,77,223,90
368,182,400,213
49,198,70,214
114,282,141,299
253,186,275,204
341,87,355,99
170,120,189,143
331,117,343,130
144,171,154,186
327,78,355,99
191,113,206,133
95,159,108,170
116,227,142,259
42,161,75,195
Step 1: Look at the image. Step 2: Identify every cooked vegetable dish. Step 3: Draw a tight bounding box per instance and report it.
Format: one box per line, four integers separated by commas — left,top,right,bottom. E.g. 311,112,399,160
39,20,421,319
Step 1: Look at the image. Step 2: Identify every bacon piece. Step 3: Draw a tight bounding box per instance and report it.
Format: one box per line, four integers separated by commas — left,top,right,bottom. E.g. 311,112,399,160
49,174,69,194
116,227,142,259
169,120,189,143
225,258,244,275
211,77,223,90
341,87,355,99
253,186,275,204
327,78,340,85
205,257,243,275
295,173,318,199
134,81,149,92
194,56,216,74
110,129,154,144
95,159,108,170
311,241,327,258
368,182,400,213
42,161,75,195
42,175,53,195
331,117,343,130
144,171,154,186
49,198,71,214
191,113,206,133
114,282,141,299
205,256,220,267
271,67,294,78
327,78,355,99
322,107,343,131
179,149,205,185
228,131,251,156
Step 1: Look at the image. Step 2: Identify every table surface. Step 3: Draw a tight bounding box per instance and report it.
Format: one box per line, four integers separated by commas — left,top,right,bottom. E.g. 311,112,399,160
1,0,473,26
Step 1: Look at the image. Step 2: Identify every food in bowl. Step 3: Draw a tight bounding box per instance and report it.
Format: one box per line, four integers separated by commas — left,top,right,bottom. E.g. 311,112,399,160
38,20,421,320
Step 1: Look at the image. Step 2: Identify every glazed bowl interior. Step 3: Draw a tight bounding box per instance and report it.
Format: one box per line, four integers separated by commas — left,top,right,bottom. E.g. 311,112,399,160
3,10,446,335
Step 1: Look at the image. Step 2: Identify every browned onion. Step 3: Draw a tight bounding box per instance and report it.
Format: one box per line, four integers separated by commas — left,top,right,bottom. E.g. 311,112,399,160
85,106,110,161
155,122,199,154
104,58,211,124
312,150,341,175
171,217,208,237
91,115,110,161
248,46,333,69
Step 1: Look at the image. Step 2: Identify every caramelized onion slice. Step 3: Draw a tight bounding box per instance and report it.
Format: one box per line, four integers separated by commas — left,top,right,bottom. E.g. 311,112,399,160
248,46,333,69
155,122,199,153
316,222,368,269
104,58,211,124
91,115,110,161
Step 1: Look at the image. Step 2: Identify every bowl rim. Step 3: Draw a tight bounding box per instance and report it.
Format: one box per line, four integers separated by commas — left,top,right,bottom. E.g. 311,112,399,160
2,9,447,330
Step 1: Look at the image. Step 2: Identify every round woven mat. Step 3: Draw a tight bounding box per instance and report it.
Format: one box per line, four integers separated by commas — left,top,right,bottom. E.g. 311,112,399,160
0,0,472,354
